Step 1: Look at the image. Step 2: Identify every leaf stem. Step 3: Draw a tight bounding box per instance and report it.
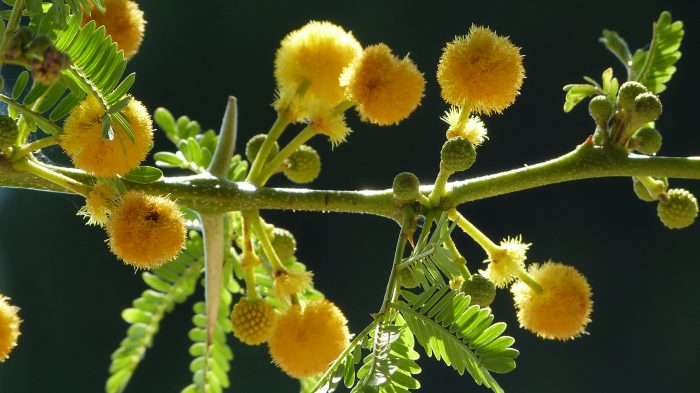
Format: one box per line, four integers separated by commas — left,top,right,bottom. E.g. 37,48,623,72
10,135,59,161
247,210,287,274
11,158,89,197
379,232,408,315
255,125,317,185
448,209,499,255
245,114,288,183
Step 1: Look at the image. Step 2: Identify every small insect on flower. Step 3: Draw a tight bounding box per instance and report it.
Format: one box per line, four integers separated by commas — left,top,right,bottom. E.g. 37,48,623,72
106,191,186,269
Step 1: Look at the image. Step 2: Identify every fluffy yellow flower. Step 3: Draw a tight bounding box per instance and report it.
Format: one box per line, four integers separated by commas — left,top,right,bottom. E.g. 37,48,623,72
106,191,186,269
0,295,20,362
442,106,488,146
340,43,425,125
274,21,362,105
231,298,277,346
268,300,350,378
511,261,592,340
273,270,313,299
60,95,153,177
78,182,117,226
306,100,352,145
481,236,530,288
83,0,146,59
437,26,524,114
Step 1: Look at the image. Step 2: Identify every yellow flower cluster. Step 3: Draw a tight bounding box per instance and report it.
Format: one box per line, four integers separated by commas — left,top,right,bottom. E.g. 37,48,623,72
511,262,592,340
231,298,277,346
60,95,153,177
0,295,20,362
481,236,530,288
268,300,349,378
106,191,186,269
273,270,313,299
83,0,146,59
78,182,117,226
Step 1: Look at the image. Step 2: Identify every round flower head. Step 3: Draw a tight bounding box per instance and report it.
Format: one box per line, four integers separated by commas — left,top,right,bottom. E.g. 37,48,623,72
79,182,117,226
511,261,592,340
437,26,524,114
481,236,530,288
306,99,352,146
273,270,313,299
442,107,488,146
268,300,350,378
0,295,20,362
83,0,146,59
106,191,186,269
231,298,277,346
274,21,362,105
60,95,153,177
340,43,425,125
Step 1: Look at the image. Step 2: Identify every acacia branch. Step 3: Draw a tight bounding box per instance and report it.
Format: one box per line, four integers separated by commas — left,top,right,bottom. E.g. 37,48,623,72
2,141,700,219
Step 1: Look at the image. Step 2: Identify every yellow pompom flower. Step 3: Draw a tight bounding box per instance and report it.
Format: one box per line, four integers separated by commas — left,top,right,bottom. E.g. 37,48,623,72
306,100,352,145
340,43,425,125
511,261,592,340
275,21,362,105
60,95,153,177
481,236,530,288
273,270,313,299
437,26,524,115
0,295,20,362
268,300,350,378
83,0,146,59
442,107,488,146
78,182,117,226
106,191,186,269
231,298,277,346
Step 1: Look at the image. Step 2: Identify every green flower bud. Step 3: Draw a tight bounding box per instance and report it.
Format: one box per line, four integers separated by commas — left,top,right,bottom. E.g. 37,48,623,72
393,172,420,201
632,177,667,202
440,137,476,174
245,134,279,163
283,144,321,184
271,227,297,261
460,274,496,307
588,95,613,126
0,115,19,149
632,93,662,124
630,126,662,155
617,81,648,110
657,188,698,229
398,268,420,289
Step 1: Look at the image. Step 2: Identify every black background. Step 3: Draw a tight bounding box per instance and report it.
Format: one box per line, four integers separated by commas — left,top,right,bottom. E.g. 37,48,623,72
1,0,700,392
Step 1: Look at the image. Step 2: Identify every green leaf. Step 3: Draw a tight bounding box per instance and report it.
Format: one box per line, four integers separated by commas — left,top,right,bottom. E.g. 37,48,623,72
122,166,163,184
562,83,597,112
106,245,203,393
392,286,518,393
631,11,684,93
600,29,632,69
12,71,29,100
154,151,188,168
154,107,177,137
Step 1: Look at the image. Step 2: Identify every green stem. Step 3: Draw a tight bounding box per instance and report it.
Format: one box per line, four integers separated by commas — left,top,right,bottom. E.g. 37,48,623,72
0,94,63,136
247,210,287,273
636,175,666,200
11,158,89,197
516,270,543,293
10,135,59,161
379,233,408,315
444,235,471,278
6,143,700,217
0,0,25,74
240,213,260,300
429,167,451,206
254,125,317,185
245,114,289,183
448,209,499,254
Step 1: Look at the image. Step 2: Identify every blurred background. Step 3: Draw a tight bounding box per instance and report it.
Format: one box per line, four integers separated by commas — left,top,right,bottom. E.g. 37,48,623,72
1,0,699,392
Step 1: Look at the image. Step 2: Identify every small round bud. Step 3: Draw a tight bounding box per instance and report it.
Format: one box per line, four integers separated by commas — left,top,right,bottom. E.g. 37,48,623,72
617,81,648,109
657,188,698,229
0,115,19,149
630,126,662,155
393,172,420,201
460,274,497,307
271,227,297,262
283,144,321,184
588,96,613,126
632,93,662,124
440,137,476,173
231,298,277,345
632,177,667,202
246,134,279,163
398,268,420,289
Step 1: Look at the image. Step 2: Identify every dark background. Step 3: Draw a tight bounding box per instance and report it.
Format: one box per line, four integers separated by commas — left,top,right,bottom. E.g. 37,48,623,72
1,0,700,392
